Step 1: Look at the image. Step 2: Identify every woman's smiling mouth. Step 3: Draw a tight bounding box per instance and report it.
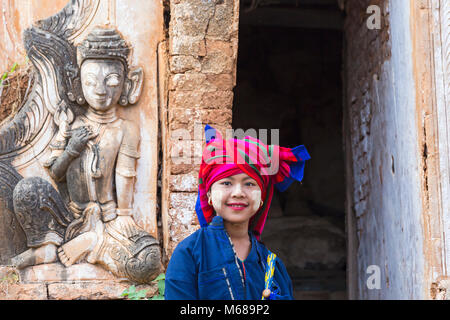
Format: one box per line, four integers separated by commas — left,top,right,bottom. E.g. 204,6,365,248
226,203,248,210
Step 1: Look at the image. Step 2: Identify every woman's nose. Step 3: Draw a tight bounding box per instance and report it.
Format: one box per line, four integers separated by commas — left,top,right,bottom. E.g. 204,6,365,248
231,183,244,197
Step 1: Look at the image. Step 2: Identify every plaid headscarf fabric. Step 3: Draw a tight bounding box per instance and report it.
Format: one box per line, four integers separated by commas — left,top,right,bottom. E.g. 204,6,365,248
195,125,311,239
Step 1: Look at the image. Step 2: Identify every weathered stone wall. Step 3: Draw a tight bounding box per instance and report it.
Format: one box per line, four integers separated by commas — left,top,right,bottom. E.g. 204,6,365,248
344,0,425,299
0,0,68,73
161,0,239,259
0,265,158,300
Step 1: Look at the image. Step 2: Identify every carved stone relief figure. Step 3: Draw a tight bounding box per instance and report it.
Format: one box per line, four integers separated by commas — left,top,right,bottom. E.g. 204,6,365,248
0,1,160,284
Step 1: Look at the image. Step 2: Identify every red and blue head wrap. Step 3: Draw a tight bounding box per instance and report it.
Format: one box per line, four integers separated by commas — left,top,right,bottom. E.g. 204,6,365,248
196,125,311,239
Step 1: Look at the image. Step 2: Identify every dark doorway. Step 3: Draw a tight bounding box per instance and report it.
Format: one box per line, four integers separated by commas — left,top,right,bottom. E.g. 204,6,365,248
233,0,347,299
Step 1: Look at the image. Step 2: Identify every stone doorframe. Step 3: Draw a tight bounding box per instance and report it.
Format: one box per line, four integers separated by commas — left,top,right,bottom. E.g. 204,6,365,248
345,0,450,300
409,0,450,299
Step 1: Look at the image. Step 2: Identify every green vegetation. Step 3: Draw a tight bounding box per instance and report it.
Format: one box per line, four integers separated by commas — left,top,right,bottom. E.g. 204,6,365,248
0,62,19,87
121,273,165,300
150,273,165,300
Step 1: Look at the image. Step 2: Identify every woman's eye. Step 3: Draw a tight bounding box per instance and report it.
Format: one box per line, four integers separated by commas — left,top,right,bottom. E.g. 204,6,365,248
221,181,231,186
245,182,256,187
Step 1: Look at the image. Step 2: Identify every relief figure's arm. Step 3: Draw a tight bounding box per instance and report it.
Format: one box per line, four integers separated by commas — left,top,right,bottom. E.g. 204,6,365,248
116,171,135,211
115,149,140,214
45,126,94,181
47,148,80,181
115,123,140,215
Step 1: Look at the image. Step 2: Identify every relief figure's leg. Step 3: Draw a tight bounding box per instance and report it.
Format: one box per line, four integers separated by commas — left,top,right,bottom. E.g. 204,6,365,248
57,231,98,267
11,244,58,269
98,216,161,283
12,177,72,269
58,202,104,267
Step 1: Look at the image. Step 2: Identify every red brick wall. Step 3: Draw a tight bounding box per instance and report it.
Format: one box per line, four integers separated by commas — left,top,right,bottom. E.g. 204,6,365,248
161,0,239,260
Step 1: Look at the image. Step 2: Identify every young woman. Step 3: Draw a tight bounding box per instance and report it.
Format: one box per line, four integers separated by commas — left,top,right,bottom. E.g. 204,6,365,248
165,125,310,300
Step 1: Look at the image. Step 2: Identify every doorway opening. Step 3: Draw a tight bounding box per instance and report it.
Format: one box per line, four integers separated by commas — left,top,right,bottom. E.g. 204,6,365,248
233,0,347,299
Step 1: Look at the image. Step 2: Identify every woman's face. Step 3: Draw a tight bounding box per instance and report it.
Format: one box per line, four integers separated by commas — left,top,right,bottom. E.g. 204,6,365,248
208,173,262,225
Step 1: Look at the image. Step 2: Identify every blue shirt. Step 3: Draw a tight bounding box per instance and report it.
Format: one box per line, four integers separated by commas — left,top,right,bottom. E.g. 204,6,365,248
165,216,294,300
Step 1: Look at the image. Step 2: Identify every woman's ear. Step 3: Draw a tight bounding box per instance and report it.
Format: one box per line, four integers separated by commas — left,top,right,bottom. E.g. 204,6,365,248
120,67,144,106
207,191,212,206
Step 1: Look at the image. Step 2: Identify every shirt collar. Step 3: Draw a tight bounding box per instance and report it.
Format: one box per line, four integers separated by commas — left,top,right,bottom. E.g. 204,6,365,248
209,215,263,263
209,215,224,228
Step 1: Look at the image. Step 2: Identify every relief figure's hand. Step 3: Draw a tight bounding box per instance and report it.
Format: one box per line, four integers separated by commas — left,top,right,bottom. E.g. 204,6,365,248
66,126,97,156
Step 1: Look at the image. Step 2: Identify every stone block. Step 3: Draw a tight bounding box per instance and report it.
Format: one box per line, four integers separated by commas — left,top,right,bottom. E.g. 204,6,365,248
206,0,235,40
170,36,207,56
169,140,201,164
47,281,158,300
169,172,199,192
170,163,198,175
201,51,234,74
169,108,233,129
166,219,200,256
0,283,47,300
206,74,234,91
19,263,119,283
169,90,204,108
169,90,234,110
170,55,202,73
169,107,202,124
170,73,207,91
168,208,198,229
169,73,234,91
169,116,199,131
169,192,197,211
168,121,230,143
200,91,234,109
205,39,234,56
167,192,199,247
170,1,215,38
200,109,232,125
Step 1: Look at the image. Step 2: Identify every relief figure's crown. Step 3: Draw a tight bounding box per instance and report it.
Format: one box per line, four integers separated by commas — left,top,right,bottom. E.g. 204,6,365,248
77,27,130,68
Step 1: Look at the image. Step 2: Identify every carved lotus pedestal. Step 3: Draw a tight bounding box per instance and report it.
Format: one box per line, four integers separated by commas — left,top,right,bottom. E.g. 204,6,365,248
0,264,158,300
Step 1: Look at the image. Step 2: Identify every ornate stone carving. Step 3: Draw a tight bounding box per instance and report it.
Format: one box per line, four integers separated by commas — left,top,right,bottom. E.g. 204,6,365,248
0,1,160,284
0,162,27,264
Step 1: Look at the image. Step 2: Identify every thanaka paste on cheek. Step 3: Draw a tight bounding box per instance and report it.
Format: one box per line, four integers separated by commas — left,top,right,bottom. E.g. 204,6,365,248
211,189,223,213
250,189,262,212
